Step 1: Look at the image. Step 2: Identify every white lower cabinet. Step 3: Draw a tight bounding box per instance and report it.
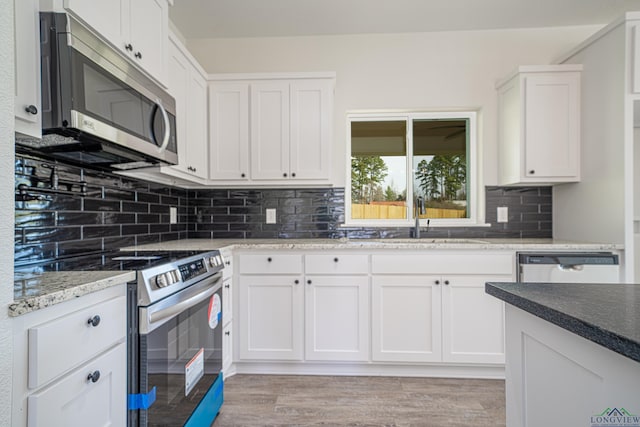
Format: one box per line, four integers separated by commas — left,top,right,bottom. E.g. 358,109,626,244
236,250,513,374
304,276,369,361
27,342,126,427
441,275,509,364
372,275,442,363
222,323,233,376
12,285,127,427
238,274,304,360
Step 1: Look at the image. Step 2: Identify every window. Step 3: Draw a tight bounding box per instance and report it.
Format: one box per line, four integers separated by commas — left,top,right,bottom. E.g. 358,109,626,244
346,111,478,227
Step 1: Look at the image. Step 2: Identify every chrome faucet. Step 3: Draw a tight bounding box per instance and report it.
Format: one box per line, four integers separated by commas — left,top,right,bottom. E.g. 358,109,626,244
413,196,425,238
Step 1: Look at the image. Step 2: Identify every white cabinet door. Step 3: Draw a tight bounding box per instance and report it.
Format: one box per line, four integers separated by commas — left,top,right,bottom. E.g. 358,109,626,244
441,275,507,364
222,277,232,326
371,275,442,362
250,82,291,180
497,65,581,185
65,0,127,51
523,74,580,179
239,275,304,360
633,24,640,94
183,63,208,178
209,83,250,180
27,342,126,427
304,276,369,361
222,323,233,377
128,0,167,83
289,80,333,180
14,0,41,138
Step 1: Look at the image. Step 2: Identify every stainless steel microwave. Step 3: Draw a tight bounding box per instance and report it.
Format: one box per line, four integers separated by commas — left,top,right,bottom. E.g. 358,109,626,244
19,13,178,170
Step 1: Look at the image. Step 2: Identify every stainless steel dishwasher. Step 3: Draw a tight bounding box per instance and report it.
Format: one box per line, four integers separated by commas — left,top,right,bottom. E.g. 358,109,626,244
517,252,620,283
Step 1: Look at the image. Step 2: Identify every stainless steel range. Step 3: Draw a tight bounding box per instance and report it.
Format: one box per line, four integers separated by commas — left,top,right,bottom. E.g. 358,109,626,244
16,249,226,427
124,250,225,427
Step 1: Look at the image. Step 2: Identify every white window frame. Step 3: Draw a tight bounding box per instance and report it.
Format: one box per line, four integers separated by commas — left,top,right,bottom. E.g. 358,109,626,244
345,111,481,228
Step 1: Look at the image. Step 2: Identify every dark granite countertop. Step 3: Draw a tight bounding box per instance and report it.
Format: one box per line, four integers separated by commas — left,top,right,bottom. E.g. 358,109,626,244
486,282,640,363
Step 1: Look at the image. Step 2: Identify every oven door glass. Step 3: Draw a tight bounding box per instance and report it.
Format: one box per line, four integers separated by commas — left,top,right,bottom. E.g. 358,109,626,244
138,281,222,426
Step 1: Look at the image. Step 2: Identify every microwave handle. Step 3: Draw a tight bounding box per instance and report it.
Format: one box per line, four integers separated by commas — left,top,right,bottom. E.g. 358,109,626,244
150,100,171,152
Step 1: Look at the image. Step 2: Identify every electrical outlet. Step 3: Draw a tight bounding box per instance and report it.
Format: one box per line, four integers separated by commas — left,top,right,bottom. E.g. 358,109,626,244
497,206,508,223
169,206,177,224
266,208,276,224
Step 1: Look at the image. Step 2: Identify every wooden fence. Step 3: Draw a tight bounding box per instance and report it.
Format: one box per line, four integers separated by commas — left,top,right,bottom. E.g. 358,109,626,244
351,204,466,219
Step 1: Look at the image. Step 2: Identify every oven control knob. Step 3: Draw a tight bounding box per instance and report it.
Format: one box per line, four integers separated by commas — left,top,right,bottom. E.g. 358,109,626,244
155,274,168,288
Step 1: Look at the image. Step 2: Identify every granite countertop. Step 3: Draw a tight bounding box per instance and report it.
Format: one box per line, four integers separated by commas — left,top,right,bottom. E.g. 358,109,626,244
485,282,640,363
123,238,623,252
10,271,136,317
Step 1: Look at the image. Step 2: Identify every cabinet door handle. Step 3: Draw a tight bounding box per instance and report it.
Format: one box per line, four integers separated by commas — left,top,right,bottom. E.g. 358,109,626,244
444,280,450,285
87,315,101,327
225,261,231,266
224,284,230,289
125,43,133,51
334,257,339,262
25,105,38,115
283,173,288,178
307,279,312,285
135,51,143,59
241,173,246,178
87,370,101,383
267,257,272,262
225,331,230,336
294,279,299,284
528,170,535,175
291,172,296,177
435,280,440,285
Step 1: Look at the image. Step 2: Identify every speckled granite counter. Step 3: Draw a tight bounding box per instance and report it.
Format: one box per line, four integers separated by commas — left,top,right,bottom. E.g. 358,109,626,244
124,238,623,252
486,282,640,363
11,271,136,317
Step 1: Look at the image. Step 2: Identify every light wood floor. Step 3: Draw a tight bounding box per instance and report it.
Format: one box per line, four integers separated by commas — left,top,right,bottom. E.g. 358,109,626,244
213,375,506,426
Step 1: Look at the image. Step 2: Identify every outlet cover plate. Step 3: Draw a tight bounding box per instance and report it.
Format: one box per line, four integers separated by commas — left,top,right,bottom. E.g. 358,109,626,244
497,206,508,223
266,208,276,224
169,207,178,224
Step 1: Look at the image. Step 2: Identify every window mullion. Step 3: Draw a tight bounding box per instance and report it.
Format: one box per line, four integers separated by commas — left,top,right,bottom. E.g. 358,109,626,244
406,117,414,222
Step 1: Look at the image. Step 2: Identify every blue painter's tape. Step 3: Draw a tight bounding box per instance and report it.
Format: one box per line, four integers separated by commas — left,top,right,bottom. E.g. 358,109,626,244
218,311,222,322
127,387,157,410
184,374,224,427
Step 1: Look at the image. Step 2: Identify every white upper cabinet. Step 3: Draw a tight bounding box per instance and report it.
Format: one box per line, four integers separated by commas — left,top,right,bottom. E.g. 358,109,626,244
209,83,250,181
251,82,291,180
64,0,168,85
163,34,208,180
290,80,333,180
208,74,335,186
497,65,582,185
14,0,42,138
632,23,640,94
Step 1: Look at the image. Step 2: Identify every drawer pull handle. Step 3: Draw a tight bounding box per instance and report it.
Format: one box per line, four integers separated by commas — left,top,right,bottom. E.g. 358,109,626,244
225,331,230,336
87,315,101,327
334,257,339,262
224,284,230,289
267,257,272,262
294,279,299,284
87,370,101,383
307,279,312,285
25,105,38,115
444,280,450,285
435,280,440,285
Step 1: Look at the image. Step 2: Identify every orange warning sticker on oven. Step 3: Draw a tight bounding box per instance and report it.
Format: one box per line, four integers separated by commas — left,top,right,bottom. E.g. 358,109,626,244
208,293,221,329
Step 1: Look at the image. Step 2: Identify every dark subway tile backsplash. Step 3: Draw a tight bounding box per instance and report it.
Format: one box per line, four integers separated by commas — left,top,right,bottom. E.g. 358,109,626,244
15,153,552,265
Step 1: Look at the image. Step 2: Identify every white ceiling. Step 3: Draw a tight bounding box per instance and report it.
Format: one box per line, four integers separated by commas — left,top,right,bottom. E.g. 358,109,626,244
169,0,640,39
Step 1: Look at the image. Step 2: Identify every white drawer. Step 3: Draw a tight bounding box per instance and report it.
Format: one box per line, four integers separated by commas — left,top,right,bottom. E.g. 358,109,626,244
28,296,126,389
27,342,126,427
238,254,303,274
305,254,369,275
372,252,514,275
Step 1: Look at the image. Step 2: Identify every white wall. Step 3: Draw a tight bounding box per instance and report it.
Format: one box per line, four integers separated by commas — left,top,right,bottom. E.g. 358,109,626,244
0,0,14,424
188,26,600,188
554,24,627,244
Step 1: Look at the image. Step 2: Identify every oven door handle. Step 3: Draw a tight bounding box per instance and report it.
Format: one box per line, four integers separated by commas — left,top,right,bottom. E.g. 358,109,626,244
144,281,219,333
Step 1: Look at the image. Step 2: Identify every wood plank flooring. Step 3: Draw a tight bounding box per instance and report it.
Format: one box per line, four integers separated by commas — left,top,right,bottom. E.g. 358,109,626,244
213,375,505,426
